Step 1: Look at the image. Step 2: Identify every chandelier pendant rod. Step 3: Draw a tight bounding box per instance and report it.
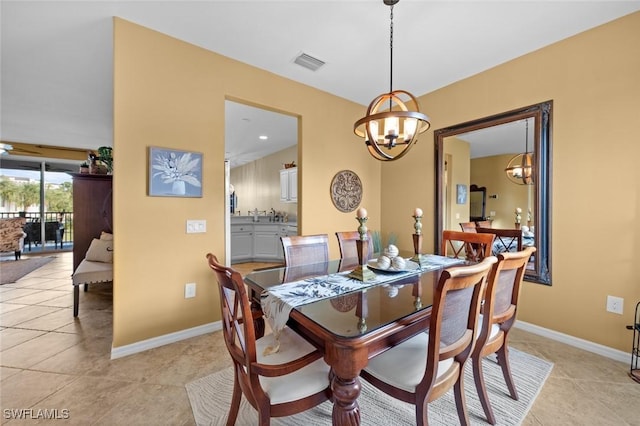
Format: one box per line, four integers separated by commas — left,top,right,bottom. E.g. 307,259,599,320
389,4,394,97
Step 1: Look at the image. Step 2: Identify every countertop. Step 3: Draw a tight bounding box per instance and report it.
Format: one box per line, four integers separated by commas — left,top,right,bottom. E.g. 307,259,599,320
231,216,297,226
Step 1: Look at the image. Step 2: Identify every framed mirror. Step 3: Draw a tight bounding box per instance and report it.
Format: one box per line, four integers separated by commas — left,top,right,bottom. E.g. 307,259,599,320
434,101,552,285
469,184,486,222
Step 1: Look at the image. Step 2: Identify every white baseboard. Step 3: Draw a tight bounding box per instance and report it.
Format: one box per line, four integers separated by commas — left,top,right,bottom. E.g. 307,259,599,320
515,320,630,364
110,321,222,360
110,319,630,364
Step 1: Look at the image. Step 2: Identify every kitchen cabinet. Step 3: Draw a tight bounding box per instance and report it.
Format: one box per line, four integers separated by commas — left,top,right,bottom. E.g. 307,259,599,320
230,221,297,263
253,225,280,261
276,224,297,260
280,168,297,203
230,224,253,263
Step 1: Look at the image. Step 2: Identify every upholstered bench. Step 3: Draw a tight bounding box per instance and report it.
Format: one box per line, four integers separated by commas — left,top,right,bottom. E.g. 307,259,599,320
72,232,113,317
72,259,113,317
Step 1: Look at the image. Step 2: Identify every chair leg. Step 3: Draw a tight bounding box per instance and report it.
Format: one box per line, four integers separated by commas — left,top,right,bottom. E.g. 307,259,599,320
226,371,242,426
496,344,518,400
73,285,79,317
415,400,428,426
473,356,496,425
453,374,470,426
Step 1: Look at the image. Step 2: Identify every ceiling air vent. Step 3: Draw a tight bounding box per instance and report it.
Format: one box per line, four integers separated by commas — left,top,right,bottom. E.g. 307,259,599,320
293,53,325,71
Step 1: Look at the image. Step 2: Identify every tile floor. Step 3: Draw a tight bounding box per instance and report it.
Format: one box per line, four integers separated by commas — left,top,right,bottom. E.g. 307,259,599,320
1,253,639,425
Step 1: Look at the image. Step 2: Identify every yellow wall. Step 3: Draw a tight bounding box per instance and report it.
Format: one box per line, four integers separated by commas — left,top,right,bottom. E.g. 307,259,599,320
471,154,532,229
230,146,298,218
381,12,640,351
443,137,470,230
113,12,639,353
113,18,380,348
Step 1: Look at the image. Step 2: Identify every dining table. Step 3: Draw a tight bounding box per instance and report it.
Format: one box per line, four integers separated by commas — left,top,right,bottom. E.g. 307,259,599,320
244,254,466,426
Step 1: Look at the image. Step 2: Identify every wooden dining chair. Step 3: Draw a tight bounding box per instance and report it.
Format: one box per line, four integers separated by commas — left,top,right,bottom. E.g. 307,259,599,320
476,227,522,255
442,229,495,261
206,253,332,426
475,220,493,228
459,222,477,233
472,246,536,425
335,230,374,260
360,256,497,426
280,234,329,267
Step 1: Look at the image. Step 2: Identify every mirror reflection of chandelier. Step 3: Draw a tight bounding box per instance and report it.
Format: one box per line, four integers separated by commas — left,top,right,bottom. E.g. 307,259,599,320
505,119,534,185
353,0,430,161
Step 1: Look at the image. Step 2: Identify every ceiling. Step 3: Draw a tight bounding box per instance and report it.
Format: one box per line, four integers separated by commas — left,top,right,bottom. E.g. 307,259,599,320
2,1,639,167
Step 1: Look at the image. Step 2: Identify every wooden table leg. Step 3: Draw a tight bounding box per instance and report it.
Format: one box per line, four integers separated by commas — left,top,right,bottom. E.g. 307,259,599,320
249,289,265,338
331,374,361,426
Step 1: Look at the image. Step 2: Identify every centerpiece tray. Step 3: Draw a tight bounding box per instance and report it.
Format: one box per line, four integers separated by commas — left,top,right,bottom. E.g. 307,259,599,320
367,258,420,274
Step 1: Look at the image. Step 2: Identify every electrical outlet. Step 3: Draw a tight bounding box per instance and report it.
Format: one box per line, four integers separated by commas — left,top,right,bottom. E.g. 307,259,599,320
185,282,196,299
606,295,623,315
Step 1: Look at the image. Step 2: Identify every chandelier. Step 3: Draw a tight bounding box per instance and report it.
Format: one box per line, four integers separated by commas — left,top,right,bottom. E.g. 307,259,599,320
353,0,430,161
505,119,534,185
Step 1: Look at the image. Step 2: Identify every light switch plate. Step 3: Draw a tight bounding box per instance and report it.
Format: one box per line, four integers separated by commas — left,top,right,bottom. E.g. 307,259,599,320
186,220,206,233
185,283,196,298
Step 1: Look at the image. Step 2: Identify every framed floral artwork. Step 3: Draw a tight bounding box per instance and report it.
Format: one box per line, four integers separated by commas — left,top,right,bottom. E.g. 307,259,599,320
148,147,203,197
456,184,467,204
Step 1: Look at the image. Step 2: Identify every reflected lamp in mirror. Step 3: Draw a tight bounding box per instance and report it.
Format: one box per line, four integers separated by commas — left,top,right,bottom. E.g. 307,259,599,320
505,118,534,185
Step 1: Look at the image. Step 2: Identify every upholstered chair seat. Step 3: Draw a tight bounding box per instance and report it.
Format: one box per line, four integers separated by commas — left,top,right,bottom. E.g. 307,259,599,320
363,332,455,393
255,327,330,405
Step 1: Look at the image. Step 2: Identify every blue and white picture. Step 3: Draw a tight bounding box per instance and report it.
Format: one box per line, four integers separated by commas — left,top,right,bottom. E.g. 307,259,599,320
456,184,467,204
148,147,203,197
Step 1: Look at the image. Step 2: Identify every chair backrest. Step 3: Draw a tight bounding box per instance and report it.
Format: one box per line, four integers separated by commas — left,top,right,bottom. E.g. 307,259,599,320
442,230,495,261
205,253,258,377
477,247,536,346
475,220,492,228
419,256,497,392
459,222,477,233
0,217,27,251
280,234,329,267
476,227,522,254
335,230,374,260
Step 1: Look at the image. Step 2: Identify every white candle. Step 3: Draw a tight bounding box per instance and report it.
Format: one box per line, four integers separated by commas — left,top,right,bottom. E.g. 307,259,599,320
414,207,423,217
357,207,367,219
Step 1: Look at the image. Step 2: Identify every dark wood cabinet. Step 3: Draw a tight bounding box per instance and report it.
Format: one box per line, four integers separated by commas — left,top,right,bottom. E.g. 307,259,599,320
71,174,112,272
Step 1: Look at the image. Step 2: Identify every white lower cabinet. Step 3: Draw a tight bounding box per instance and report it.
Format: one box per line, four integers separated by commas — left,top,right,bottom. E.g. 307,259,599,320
230,224,253,263
253,225,281,261
231,222,298,263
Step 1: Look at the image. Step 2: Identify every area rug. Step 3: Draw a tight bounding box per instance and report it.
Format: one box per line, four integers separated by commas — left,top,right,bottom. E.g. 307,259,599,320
186,347,552,425
0,256,55,284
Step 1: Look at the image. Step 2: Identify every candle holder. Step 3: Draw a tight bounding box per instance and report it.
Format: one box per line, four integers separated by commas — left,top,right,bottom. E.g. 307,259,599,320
348,217,376,281
410,214,428,268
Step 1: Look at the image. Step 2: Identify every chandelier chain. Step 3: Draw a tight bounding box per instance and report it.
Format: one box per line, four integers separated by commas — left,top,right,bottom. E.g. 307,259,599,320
525,119,529,153
389,4,394,95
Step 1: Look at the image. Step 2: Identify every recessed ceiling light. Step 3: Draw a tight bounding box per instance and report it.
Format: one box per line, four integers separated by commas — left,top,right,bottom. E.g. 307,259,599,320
259,135,268,140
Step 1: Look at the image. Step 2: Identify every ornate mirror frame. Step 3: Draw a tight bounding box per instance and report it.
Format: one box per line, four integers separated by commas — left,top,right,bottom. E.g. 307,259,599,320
469,184,487,222
434,100,552,285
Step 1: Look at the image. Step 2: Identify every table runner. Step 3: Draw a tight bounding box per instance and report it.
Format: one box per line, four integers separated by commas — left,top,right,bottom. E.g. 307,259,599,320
260,255,464,355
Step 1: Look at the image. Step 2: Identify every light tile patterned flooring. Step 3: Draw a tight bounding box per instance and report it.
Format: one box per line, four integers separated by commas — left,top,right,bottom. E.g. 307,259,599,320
1,253,639,425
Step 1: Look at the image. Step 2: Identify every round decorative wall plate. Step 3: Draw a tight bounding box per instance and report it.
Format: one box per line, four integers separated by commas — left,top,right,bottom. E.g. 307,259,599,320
330,170,363,213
